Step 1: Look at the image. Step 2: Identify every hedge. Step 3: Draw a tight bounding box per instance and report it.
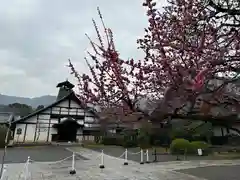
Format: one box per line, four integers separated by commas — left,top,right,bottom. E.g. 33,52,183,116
170,138,210,155
170,138,191,155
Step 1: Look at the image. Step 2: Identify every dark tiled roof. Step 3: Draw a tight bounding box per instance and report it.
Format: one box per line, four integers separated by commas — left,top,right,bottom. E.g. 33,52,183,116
56,87,73,101
56,80,75,89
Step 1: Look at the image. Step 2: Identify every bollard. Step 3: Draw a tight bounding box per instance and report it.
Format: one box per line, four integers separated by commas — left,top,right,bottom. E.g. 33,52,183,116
99,150,105,169
69,152,76,175
124,149,128,165
24,156,30,180
140,149,144,164
146,149,150,163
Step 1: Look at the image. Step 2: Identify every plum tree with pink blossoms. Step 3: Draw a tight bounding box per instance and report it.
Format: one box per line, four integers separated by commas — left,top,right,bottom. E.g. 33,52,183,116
69,0,240,122
139,0,240,119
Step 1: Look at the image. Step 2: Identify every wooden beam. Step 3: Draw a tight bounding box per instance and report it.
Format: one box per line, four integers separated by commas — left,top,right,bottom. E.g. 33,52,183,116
23,124,27,143
46,107,52,142
34,114,39,142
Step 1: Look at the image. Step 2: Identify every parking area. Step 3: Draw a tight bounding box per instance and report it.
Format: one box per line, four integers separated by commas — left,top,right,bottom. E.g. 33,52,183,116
0,145,87,163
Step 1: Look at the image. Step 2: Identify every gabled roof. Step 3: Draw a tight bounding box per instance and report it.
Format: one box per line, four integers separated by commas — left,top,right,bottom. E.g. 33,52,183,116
13,92,98,124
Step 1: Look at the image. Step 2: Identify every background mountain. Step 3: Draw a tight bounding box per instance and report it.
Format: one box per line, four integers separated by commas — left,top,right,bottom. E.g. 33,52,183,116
0,94,56,108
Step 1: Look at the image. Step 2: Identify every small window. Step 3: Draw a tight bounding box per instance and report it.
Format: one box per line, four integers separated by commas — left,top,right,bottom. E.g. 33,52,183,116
16,128,22,135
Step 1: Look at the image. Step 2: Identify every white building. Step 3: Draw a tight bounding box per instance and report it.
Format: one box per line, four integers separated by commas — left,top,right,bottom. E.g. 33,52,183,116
12,80,99,144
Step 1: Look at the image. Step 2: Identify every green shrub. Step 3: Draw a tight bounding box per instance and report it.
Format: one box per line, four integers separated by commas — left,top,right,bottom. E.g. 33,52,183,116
170,138,191,155
190,141,210,155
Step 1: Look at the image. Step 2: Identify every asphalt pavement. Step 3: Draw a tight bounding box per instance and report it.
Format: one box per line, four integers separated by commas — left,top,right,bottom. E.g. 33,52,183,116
178,165,240,180
0,145,87,163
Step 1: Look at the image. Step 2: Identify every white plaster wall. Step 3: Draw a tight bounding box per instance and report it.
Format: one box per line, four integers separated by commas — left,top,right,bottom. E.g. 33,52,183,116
51,118,58,124
48,127,58,141
24,124,35,142
85,116,95,123
24,110,51,123
51,107,61,114
60,107,69,114
57,100,69,108
70,100,82,108
69,108,77,115
76,135,83,142
24,115,38,123
35,123,49,142
51,99,85,116
82,136,95,141
50,127,57,134
38,114,50,120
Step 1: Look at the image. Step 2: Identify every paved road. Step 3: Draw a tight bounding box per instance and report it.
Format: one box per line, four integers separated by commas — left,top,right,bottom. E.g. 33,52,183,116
2,146,240,179
178,165,240,180
0,146,87,163
3,147,240,180
79,146,240,180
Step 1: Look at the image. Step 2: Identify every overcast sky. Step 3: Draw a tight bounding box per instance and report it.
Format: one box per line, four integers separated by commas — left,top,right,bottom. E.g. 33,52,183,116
0,0,167,98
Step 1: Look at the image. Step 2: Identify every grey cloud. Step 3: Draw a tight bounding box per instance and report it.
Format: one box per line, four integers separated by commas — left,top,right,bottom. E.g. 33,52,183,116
0,0,167,97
